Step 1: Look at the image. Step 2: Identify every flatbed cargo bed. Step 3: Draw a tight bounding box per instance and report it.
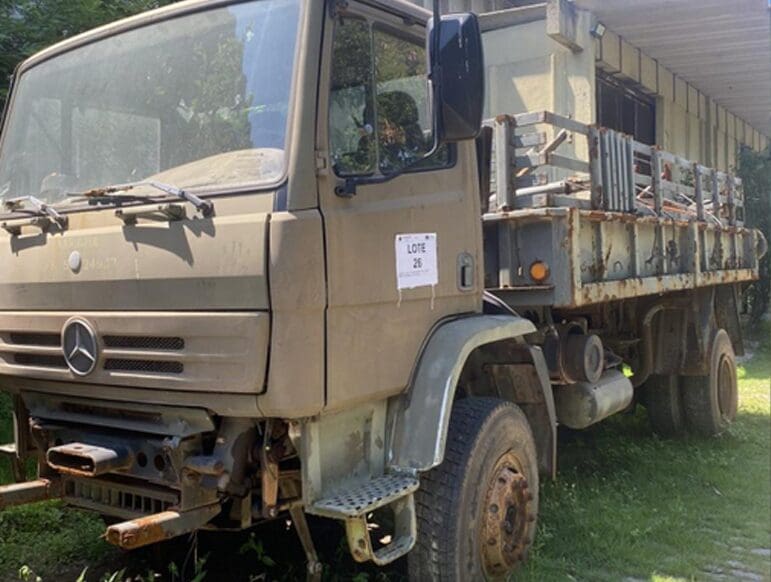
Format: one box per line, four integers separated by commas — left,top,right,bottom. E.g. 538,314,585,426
481,111,767,309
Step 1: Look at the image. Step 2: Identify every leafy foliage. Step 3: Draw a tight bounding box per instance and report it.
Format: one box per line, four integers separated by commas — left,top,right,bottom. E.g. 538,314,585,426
0,0,178,109
737,145,771,318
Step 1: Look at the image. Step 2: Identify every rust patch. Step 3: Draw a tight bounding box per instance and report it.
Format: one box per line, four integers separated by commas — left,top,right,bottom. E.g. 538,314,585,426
0,479,60,510
106,512,175,549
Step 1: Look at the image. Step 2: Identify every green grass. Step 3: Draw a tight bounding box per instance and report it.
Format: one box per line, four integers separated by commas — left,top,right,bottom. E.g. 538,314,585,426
0,323,768,581
520,321,771,581
0,397,119,581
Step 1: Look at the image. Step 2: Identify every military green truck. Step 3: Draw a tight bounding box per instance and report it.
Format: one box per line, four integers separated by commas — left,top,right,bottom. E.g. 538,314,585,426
0,0,766,579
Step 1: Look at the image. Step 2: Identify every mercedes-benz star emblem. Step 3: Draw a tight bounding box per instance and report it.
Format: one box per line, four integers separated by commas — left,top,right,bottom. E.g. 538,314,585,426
62,319,98,376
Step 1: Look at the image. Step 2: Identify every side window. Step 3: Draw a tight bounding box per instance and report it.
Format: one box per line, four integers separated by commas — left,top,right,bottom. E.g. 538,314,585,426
329,17,376,176
373,26,433,173
329,14,448,177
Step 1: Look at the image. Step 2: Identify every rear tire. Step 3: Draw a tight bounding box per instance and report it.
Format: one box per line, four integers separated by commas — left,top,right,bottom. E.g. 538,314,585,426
408,398,539,581
682,329,737,436
645,374,686,436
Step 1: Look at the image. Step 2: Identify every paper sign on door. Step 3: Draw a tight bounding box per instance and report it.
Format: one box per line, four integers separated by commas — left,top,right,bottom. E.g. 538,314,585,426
395,233,438,290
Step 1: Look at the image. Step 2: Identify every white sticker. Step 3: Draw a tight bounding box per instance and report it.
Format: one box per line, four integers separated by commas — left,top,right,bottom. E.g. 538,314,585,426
395,233,438,290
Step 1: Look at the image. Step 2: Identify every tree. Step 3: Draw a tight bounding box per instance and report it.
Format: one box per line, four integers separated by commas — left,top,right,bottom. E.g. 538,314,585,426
0,0,178,109
737,145,771,318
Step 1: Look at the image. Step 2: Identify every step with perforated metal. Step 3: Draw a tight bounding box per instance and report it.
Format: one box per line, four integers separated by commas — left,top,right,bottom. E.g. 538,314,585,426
310,473,418,519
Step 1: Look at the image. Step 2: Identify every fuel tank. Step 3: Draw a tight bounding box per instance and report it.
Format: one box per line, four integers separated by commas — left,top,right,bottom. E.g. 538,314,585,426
553,369,634,429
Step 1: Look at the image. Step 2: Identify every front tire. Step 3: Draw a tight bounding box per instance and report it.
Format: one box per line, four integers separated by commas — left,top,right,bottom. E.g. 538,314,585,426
682,329,738,436
408,398,539,581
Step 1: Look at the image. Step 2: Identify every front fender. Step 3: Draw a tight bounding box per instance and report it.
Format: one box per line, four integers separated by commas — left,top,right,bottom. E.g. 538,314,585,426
388,314,536,472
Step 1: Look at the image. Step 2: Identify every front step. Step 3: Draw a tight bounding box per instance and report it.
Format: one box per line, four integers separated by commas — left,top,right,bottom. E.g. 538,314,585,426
309,473,419,565
310,473,419,518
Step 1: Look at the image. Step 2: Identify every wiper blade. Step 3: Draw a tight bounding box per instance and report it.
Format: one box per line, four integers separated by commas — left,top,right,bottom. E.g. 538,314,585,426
3,196,68,229
68,181,214,217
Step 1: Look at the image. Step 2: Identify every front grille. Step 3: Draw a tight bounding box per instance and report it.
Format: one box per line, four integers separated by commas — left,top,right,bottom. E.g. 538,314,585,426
63,476,178,518
0,312,266,392
8,332,61,347
2,329,187,376
103,336,185,351
13,354,67,369
104,359,184,374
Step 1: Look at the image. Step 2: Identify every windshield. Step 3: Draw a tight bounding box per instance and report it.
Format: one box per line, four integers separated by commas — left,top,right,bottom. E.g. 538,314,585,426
0,0,300,208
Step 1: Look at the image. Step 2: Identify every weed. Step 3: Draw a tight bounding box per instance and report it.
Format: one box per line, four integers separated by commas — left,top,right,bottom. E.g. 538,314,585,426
239,533,277,568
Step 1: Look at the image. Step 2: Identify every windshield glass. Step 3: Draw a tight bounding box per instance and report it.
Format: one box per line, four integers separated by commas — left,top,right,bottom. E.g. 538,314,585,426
0,0,300,208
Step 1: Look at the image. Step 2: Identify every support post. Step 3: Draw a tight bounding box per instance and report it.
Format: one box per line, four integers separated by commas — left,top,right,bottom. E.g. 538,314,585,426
588,126,603,210
711,169,720,223
650,148,665,274
494,115,515,210
693,163,704,221
651,148,663,216
624,136,635,212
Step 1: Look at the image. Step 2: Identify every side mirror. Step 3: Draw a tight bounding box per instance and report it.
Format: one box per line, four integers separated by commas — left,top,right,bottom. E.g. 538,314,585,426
428,13,484,143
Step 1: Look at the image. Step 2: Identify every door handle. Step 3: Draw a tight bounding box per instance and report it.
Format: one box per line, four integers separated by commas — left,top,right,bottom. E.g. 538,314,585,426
457,252,475,291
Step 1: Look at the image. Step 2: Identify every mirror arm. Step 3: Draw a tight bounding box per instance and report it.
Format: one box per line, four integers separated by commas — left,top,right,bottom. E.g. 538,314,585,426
430,0,443,143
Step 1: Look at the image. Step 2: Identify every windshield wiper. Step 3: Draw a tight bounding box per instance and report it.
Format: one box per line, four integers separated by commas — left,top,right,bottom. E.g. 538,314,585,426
3,196,68,232
68,181,214,218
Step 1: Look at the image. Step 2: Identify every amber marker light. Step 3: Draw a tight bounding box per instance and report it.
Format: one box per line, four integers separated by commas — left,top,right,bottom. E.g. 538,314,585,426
529,261,550,282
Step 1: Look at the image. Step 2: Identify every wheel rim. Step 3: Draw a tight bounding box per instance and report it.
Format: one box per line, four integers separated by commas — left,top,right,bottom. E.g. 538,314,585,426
479,451,535,578
716,354,735,419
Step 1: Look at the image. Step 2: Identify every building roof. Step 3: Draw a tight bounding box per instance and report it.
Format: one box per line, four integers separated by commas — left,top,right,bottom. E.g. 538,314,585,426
573,0,771,138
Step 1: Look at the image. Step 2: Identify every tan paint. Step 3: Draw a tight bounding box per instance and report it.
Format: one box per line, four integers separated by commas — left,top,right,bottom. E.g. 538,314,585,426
316,2,482,412
0,311,269,393
0,196,271,310
260,210,326,417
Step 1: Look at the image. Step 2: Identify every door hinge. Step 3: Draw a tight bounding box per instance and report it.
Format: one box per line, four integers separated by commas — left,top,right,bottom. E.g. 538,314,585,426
315,151,329,175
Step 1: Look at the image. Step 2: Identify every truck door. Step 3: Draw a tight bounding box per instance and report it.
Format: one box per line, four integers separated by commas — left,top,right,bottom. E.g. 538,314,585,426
317,2,483,411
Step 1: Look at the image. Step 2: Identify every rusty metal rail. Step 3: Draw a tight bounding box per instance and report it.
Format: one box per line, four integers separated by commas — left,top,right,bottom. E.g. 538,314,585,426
483,206,766,309
485,111,745,228
0,478,61,509
104,503,221,550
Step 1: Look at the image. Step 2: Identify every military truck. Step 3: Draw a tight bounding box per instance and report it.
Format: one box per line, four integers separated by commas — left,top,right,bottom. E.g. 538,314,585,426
0,0,765,579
